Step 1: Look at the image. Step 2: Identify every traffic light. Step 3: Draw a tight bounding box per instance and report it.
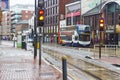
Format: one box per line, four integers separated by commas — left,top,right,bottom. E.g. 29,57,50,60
37,9,44,26
37,0,44,26
99,18,104,31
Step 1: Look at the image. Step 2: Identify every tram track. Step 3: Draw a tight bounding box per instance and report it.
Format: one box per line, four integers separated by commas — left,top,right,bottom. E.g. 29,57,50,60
42,44,120,80
43,48,101,80
68,62,101,80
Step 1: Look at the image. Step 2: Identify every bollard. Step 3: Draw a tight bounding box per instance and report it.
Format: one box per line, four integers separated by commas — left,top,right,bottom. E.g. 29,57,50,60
62,56,67,80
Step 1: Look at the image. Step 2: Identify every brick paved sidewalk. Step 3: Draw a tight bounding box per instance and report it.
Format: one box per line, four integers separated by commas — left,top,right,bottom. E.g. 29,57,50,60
0,47,62,80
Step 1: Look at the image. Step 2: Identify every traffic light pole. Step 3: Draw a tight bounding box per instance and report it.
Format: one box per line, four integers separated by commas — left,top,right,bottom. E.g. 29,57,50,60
37,0,44,66
99,31,102,59
99,17,104,59
39,27,42,66
34,0,37,61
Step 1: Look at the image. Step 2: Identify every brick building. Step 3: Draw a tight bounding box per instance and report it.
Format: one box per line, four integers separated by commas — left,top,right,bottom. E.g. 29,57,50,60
10,4,34,39
1,11,11,40
43,0,72,43
15,10,34,33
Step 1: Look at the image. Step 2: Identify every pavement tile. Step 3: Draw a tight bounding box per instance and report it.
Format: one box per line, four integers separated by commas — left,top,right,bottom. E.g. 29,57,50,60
0,45,62,80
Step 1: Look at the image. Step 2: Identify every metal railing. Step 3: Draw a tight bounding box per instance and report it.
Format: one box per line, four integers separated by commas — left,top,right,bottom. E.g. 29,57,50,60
93,44,120,59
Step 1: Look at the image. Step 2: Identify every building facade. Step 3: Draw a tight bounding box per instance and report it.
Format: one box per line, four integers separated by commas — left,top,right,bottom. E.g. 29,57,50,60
10,4,34,39
65,1,81,26
11,5,34,32
44,0,72,43
83,0,120,45
1,11,11,40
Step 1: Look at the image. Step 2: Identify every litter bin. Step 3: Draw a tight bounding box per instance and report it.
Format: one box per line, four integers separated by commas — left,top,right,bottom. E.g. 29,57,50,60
22,41,26,50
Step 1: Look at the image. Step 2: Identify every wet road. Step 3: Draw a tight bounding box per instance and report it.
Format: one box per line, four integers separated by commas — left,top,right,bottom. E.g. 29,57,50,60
43,44,120,80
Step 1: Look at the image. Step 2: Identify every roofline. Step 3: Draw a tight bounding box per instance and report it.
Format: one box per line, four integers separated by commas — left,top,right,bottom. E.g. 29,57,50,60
100,0,120,12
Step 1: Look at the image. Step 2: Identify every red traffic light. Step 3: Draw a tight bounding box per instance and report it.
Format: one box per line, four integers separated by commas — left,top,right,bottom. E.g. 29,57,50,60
39,10,44,15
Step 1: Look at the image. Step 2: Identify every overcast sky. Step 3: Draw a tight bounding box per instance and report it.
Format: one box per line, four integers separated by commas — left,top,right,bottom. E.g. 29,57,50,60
10,0,34,6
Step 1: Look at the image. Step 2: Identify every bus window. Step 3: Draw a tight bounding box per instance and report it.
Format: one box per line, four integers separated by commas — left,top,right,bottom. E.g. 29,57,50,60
79,35,90,41
75,36,78,40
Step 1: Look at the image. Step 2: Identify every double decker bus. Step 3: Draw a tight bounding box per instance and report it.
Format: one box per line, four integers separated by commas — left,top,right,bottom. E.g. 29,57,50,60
60,24,91,47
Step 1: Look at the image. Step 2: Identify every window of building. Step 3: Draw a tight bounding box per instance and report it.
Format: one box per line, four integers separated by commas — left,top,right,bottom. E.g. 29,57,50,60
56,16,58,23
53,7,55,14
46,1,48,7
51,26,53,33
48,17,49,24
67,17,71,25
54,0,56,5
48,9,50,15
56,6,57,14
73,15,80,25
56,0,59,4
49,0,51,6
53,0,54,5
53,16,56,23
51,0,52,6
50,17,52,23
45,2,47,7
47,9,49,15
51,8,52,15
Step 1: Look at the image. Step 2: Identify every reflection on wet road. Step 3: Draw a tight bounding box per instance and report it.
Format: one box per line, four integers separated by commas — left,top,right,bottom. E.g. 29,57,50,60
43,46,120,80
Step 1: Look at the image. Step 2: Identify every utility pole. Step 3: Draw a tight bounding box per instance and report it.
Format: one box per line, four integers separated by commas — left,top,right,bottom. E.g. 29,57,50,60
34,0,37,62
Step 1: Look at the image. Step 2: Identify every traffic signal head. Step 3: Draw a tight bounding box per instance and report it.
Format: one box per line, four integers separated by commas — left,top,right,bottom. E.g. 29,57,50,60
99,18,104,31
38,10,44,21
37,9,44,26
38,0,44,8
